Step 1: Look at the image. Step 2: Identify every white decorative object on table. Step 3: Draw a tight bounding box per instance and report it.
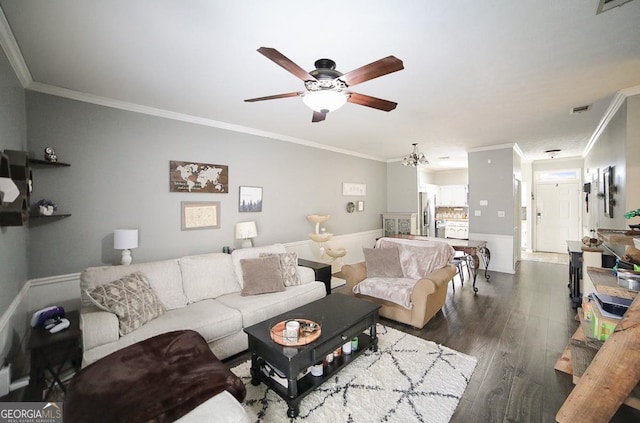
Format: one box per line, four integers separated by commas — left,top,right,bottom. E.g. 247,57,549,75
114,229,139,265
306,214,347,262
634,238,640,250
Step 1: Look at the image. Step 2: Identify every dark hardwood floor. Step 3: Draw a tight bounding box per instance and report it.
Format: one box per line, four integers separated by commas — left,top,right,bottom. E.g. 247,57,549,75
225,259,640,423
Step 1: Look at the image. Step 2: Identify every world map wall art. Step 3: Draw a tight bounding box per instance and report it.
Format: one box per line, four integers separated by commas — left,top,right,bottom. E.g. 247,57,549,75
169,160,229,193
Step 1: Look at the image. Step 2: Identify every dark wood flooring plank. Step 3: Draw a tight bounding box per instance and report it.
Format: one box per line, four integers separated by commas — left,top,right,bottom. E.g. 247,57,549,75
503,375,544,423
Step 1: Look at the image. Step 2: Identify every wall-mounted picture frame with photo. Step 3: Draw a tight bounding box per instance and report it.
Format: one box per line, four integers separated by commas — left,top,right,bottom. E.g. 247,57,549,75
181,201,220,230
239,186,263,212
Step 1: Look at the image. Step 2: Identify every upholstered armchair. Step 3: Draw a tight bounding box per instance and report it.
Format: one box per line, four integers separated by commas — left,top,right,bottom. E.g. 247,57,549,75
341,237,456,329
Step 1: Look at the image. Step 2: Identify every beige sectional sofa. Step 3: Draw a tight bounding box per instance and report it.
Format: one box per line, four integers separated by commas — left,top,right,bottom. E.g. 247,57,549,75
79,243,327,366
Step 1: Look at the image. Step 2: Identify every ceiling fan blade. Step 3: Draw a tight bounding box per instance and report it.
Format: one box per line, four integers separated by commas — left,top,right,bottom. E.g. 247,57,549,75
257,47,316,82
244,92,302,102
312,111,327,122
347,92,398,111
340,56,404,87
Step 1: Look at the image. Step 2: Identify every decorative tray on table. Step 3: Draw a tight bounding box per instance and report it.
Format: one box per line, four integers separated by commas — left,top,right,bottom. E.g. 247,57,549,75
270,319,321,346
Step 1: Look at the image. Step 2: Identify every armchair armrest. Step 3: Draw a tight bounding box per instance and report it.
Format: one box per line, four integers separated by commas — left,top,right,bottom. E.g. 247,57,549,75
80,307,119,351
340,262,367,291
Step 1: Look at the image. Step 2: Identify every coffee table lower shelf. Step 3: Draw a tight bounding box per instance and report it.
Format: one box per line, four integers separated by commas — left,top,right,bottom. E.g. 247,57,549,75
250,332,375,418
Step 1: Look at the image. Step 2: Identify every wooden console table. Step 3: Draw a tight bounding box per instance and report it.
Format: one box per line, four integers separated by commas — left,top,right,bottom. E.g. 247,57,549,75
556,267,640,422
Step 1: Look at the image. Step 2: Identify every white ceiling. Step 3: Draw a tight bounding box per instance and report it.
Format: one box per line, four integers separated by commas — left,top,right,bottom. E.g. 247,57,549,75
1,0,640,170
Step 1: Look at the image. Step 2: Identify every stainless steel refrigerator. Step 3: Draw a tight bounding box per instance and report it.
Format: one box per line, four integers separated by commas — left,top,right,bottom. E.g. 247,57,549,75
418,191,436,237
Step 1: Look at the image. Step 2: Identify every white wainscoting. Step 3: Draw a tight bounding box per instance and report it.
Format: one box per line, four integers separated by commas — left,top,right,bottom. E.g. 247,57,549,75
0,230,383,363
468,232,516,274
285,229,383,273
0,283,30,363
28,273,82,312
0,273,81,365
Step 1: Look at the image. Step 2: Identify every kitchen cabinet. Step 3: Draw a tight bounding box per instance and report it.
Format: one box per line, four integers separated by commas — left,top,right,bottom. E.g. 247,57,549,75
436,185,467,206
382,213,418,237
444,220,468,240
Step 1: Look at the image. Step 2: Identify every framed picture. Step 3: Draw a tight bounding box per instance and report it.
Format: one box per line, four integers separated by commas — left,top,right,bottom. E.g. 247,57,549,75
170,160,229,193
342,182,366,196
357,201,365,212
181,201,220,230
239,186,263,212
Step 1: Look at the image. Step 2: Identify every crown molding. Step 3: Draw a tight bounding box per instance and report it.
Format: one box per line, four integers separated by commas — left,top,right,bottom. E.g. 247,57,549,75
27,82,385,162
0,5,32,88
468,143,518,153
581,87,638,157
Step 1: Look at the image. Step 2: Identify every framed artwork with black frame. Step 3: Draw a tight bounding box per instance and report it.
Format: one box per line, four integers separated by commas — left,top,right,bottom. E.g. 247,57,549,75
239,186,263,212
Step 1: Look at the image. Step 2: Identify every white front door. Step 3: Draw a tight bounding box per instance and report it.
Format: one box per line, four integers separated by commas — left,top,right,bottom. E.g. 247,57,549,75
535,181,581,253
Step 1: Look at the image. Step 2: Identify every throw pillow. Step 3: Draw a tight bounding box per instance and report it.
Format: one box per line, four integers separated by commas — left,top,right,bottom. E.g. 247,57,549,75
85,272,165,336
240,256,286,296
363,247,404,278
259,252,301,287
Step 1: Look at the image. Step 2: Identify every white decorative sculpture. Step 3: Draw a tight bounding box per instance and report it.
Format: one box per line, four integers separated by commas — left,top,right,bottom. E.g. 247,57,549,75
306,214,347,262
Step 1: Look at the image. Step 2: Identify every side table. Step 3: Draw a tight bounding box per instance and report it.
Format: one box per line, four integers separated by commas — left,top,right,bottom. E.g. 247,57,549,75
298,258,332,295
26,310,82,401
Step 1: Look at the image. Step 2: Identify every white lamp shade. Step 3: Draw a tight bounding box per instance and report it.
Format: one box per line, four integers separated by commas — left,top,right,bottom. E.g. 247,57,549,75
302,90,347,113
235,221,257,240
114,229,139,250
0,177,20,204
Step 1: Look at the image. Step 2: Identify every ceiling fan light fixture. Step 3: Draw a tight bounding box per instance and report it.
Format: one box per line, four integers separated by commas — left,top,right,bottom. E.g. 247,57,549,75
402,143,429,167
302,90,348,113
545,149,561,159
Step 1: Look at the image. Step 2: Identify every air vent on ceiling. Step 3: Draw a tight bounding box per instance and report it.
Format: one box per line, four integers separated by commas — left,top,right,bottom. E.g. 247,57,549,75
596,0,635,14
570,105,591,114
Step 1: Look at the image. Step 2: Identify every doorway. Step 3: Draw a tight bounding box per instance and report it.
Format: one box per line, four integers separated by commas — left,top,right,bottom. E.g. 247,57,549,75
534,170,581,254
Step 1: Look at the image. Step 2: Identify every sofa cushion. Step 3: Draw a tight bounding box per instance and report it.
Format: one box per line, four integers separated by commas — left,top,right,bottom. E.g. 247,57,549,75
363,247,404,278
85,272,165,336
240,256,285,296
81,259,188,310
83,299,243,365
217,281,326,327
353,277,418,309
179,253,241,303
231,244,287,288
260,252,301,287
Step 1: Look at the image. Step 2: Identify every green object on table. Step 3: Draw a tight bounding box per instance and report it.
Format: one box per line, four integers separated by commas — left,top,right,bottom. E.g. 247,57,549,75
635,264,640,272
625,208,640,219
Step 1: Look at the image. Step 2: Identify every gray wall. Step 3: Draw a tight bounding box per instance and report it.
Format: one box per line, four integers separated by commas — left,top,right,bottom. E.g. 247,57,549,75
0,46,28,314
386,161,418,213
584,99,628,230
468,147,515,236
432,169,468,185
25,91,387,278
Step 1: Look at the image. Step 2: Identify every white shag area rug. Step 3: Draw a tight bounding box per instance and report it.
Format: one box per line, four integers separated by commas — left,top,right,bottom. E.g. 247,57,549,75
232,324,477,423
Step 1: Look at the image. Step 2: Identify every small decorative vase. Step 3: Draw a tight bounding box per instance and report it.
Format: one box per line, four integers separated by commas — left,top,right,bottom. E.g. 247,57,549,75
39,205,54,216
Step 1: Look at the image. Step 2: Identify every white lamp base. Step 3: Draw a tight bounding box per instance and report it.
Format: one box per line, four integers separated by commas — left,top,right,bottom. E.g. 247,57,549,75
121,249,132,265
241,239,253,248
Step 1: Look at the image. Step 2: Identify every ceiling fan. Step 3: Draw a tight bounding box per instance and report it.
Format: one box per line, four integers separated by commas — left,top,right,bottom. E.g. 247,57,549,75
244,47,404,122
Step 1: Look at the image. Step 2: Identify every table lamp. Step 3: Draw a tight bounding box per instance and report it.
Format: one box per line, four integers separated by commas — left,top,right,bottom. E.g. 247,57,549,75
114,229,138,265
235,221,257,248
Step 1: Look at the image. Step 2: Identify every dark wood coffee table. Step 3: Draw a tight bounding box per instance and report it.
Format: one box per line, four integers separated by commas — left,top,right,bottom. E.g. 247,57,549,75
243,294,380,418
